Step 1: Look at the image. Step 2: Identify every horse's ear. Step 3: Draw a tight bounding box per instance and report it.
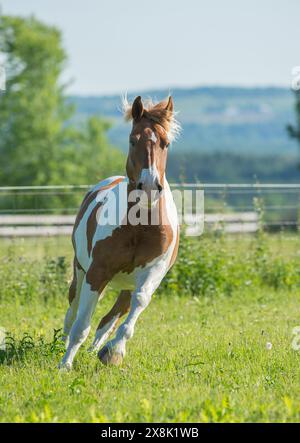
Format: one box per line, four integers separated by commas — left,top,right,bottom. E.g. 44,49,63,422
165,96,174,114
132,96,144,121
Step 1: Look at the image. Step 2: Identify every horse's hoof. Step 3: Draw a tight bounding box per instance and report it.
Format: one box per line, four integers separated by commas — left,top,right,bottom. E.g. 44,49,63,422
98,346,123,366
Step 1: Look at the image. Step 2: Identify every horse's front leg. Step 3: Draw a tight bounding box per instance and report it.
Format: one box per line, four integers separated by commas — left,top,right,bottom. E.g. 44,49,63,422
59,277,105,370
62,259,85,348
98,265,165,366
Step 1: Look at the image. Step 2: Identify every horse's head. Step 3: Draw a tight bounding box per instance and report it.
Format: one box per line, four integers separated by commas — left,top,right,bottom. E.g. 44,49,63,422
124,95,180,203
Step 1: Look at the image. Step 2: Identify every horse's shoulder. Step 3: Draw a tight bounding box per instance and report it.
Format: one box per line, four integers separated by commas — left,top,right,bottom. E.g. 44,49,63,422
72,176,126,255
76,176,126,223
90,176,126,193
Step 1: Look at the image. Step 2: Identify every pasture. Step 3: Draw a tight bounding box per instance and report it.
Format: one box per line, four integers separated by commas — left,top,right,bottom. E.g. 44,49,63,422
0,233,300,422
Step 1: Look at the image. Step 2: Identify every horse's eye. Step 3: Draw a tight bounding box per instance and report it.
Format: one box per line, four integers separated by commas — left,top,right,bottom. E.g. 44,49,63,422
130,140,135,148
166,143,170,148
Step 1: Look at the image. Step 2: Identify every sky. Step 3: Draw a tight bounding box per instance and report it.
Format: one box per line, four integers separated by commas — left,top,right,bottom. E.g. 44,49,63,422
1,0,300,95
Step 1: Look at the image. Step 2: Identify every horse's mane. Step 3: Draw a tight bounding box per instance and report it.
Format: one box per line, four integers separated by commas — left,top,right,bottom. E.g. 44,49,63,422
121,95,181,143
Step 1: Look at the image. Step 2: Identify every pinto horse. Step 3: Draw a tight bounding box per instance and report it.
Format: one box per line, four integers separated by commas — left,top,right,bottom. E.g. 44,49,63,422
59,96,180,369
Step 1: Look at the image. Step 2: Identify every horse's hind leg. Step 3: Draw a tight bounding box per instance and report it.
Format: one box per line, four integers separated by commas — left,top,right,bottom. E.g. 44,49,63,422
62,258,85,347
89,290,131,353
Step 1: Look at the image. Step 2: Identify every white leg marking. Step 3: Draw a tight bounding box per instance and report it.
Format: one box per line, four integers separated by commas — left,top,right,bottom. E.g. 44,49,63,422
62,268,85,348
149,131,157,144
100,264,167,360
88,314,119,353
59,278,98,370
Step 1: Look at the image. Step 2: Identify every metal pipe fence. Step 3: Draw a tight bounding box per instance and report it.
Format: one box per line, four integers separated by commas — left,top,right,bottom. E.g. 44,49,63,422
0,183,299,236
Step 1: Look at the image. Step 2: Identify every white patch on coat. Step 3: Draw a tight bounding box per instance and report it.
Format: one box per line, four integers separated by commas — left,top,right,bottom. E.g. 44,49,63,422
89,314,119,352
138,165,161,208
139,164,160,189
74,176,127,271
149,131,157,144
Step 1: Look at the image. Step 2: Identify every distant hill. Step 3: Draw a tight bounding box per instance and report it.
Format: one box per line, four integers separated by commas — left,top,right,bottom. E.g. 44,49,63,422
69,86,298,156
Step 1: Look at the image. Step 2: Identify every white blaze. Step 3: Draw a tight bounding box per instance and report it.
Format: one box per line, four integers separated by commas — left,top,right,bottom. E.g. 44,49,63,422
149,131,157,144
139,130,159,189
139,164,160,190
138,165,160,208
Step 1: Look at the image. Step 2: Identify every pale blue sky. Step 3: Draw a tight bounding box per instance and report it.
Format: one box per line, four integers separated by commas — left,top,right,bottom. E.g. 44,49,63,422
1,0,300,95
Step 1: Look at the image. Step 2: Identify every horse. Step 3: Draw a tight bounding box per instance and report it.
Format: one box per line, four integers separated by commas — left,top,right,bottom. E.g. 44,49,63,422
59,95,181,369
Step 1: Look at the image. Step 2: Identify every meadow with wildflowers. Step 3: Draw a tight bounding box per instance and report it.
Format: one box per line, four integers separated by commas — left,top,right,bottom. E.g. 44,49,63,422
0,233,299,422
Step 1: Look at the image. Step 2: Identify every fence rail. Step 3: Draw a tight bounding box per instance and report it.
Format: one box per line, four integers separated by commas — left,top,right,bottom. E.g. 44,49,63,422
0,183,299,236
1,183,300,191
0,212,260,237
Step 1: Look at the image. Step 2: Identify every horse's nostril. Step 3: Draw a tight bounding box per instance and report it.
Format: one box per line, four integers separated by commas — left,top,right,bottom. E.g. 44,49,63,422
157,184,163,193
137,182,143,190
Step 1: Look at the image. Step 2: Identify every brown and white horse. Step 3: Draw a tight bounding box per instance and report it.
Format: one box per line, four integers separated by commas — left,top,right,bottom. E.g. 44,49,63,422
59,96,180,369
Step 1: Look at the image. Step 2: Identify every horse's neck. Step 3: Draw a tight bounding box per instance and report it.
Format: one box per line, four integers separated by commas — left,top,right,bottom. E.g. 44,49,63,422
125,175,173,226
125,175,170,191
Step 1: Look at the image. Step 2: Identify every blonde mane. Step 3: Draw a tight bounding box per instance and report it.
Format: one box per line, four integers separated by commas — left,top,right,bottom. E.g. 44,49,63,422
121,94,181,143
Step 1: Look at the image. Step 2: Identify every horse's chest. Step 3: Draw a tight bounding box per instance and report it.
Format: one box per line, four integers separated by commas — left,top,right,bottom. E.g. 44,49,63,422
101,225,171,272
86,224,173,291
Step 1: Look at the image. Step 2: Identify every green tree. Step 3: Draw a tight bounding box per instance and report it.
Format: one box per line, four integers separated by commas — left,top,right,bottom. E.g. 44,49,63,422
0,15,124,208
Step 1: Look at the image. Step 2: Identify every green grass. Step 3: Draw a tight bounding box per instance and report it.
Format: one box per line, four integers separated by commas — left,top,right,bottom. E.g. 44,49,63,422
0,234,300,422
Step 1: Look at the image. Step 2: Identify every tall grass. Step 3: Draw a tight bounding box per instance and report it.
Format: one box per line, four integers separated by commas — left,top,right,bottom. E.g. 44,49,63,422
0,233,299,305
0,234,300,422
161,231,300,296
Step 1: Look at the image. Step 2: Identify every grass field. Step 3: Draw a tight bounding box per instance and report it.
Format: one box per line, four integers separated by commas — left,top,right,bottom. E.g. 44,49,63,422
0,234,300,422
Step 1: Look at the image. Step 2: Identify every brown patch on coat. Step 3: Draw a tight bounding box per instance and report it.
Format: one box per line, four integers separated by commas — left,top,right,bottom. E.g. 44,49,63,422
72,177,124,248
86,195,173,292
68,276,77,305
97,290,131,331
72,190,93,248
68,257,84,304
